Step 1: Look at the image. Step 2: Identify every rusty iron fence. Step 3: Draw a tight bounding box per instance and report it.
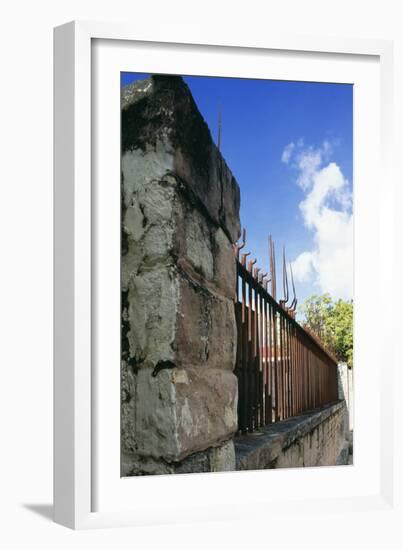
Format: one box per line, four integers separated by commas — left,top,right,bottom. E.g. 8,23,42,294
234,258,339,433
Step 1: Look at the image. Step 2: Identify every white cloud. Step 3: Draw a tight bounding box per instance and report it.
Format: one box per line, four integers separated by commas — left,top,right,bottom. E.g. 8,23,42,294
296,149,322,190
281,142,295,164
287,140,353,300
291,251,317,283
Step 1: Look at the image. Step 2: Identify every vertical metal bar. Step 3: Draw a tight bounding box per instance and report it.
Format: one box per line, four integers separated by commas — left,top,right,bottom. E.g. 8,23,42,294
265,297,271,424
264,290,269,425
296,328,299,414
246,294,251,430
256,283,263,427
299,332,302,413
283,315,288,419
290,322,294,416
277,309,281,420
303,339,306,412
279,312,284,420
282,315,287,419
253,282,258,429
306,346,310,410
241,274,248,432
298,331,302,414
290,323,295,417
258,287,264,427
235,300,242,429
244,277,249,430
295,329,298,415
285,317,289,418
253,281,259,429
268,301,273,423
286,318,291,418
250,281,256,430
273,308,279,421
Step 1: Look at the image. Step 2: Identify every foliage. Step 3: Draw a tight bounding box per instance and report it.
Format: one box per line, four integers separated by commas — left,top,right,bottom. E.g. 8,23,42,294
299,293,353,367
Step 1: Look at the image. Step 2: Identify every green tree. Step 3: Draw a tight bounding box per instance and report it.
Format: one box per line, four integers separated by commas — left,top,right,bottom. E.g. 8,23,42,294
300,293,353,367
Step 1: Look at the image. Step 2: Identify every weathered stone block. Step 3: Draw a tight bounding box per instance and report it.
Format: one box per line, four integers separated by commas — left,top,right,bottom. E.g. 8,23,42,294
121,174,236,298
127,366,238,463
123,264,236,372
173,195,215,282
126,267,178,368
175,273,237,370
174,367,238,458
213,227,237,300
122,75,241,242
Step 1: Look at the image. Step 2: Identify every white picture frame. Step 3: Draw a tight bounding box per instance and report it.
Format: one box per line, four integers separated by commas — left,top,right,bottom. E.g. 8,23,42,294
54,20,397,530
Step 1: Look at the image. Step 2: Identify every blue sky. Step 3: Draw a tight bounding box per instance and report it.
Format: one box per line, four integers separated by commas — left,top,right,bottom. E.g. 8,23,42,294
121,73,353,309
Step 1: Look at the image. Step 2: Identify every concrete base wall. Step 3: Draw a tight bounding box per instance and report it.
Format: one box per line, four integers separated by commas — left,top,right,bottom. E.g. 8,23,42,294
235,401,349,470
338,363,353,430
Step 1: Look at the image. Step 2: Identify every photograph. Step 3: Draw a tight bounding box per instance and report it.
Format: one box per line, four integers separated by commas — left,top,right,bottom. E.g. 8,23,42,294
1,0,397,540
120,72,354,476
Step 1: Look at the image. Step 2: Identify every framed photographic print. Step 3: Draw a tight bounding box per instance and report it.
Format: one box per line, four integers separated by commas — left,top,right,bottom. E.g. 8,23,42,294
54,21,396,529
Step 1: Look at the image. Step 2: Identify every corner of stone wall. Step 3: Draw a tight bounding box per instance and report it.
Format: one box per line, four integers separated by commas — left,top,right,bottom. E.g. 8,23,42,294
121,75,241,475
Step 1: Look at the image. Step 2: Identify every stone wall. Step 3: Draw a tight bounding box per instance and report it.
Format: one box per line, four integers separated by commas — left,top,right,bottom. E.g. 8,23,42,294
338,362,354,430
121,75,241,475
235,401,349,470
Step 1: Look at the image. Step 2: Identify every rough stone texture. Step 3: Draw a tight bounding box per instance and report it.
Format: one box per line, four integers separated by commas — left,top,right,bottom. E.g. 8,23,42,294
122,75,241,243
121,75,241,475
336,440,350,465
128,366,238,462
122,439,236,477
235,401,349,470
209,439,236,471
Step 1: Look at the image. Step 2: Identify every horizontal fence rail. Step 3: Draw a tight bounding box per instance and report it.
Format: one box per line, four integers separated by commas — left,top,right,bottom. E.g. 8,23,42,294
234,260,339,433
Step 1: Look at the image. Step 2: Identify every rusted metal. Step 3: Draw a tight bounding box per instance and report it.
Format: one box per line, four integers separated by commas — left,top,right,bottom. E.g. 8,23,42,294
241,252,250,266
280,245,289,310
234,254,338,434
288,262,298,317
233,228,246,259
247,258,257,273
